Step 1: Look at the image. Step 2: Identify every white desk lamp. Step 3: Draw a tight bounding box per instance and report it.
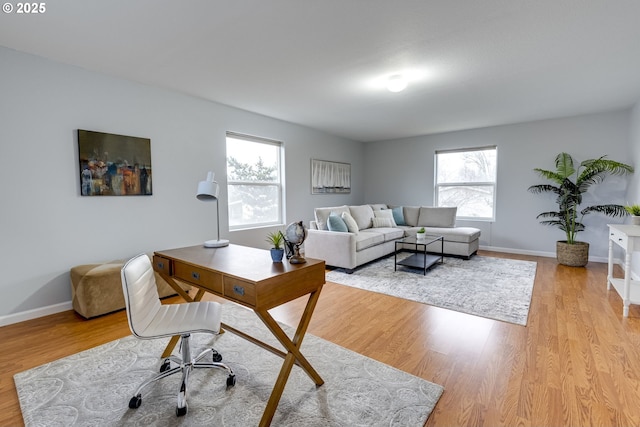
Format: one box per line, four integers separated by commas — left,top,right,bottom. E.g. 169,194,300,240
196,171,229,248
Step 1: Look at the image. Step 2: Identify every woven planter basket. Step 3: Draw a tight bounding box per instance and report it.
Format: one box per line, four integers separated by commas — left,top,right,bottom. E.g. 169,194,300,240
556,241,589,267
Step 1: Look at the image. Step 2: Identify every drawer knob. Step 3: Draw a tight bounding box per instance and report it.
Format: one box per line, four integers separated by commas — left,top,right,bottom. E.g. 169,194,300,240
191,272,200,280
157,261,164,269
233,285,245,296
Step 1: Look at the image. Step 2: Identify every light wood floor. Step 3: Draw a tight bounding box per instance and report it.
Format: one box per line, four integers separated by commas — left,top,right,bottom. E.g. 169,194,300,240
2,250,640,426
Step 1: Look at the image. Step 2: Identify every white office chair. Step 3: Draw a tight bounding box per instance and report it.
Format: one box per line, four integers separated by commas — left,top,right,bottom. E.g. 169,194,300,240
121,253,235,417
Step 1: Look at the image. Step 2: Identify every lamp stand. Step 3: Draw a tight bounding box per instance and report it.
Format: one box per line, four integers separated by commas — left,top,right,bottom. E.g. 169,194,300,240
204,198,229,248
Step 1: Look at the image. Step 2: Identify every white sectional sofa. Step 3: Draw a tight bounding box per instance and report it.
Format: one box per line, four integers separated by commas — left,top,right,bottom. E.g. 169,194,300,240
305,204,481,273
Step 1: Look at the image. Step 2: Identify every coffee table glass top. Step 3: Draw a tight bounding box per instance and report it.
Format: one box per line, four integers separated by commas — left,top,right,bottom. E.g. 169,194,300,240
398,235,442,245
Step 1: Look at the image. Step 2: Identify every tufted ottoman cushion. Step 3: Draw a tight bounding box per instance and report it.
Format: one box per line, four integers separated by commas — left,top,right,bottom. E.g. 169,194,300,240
70,255,184,319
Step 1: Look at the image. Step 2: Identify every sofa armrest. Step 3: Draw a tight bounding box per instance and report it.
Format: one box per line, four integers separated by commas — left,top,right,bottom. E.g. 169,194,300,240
304,229,357,270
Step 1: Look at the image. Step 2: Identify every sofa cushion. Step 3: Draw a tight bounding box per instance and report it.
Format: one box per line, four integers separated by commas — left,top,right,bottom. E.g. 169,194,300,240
314,205,349,230
374,209,397,226
349,205,375,230
372,217,394,228
418,207,457,228
403,206,420,226
382,227,405,241
406,226,480,243
341,211,359,234
355,230,385,251
369,203,388,211
327,212,348,232
392,206,406,225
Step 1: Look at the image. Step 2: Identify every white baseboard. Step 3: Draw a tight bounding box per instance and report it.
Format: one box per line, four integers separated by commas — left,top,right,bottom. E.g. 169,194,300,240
480,245,612,265
480,245,555,259
0,301,73,327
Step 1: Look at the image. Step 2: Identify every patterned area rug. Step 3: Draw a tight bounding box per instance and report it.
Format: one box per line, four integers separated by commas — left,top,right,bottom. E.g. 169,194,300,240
326,255,537,325
14,303,443,426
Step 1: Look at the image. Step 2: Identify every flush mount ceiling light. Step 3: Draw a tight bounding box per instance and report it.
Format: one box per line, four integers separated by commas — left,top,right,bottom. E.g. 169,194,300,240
386,74,408,92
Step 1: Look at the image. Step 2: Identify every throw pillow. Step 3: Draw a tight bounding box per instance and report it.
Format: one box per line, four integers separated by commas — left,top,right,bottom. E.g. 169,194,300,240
392,206,406,225
372,217,395,228
341,211,359,234
369,203,388,211
374,209,397,226
417,206,457,228
327,212,349,232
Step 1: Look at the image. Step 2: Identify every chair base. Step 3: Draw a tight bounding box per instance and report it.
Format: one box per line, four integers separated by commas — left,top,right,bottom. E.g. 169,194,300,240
128,333,235,417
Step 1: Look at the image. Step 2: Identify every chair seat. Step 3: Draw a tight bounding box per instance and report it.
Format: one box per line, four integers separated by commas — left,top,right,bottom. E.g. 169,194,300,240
136,301,222,338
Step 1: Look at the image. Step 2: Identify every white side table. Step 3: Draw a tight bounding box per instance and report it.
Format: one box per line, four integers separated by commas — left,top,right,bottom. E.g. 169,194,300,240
607,224,640,316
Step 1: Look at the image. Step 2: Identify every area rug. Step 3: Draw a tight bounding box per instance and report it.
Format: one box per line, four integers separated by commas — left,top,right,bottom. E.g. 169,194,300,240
326,255,537,325
14,303,443,426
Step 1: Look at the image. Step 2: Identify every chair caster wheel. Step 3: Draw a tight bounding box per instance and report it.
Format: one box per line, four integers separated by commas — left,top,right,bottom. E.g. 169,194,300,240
226,374,236,388
129,394,142,409
160,359,171,372
212,349,222,362
176,405,187,416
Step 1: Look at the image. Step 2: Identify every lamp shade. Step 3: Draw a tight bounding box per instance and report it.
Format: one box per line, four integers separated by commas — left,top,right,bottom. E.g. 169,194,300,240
196,171,219,200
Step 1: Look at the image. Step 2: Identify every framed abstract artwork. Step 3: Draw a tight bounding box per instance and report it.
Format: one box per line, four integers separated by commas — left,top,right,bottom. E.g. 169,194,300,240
78,129,152,196
311,159,351,194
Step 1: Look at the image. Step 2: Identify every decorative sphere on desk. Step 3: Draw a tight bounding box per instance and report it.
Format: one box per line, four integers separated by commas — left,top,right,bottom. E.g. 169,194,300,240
285,221,307,264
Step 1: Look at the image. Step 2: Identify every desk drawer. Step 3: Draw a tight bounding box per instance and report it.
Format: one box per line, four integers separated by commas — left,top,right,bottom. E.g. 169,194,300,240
610,228,628,249
174,262,223,294
223,276,256,306
153,255,172,275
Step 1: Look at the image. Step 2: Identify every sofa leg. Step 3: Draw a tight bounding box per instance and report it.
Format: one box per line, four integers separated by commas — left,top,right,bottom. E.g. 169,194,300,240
345,268,355,274
464,251,478,260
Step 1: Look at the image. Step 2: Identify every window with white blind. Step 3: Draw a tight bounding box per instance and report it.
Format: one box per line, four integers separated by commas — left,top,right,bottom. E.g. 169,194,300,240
226,132,283,230
435,146,497,220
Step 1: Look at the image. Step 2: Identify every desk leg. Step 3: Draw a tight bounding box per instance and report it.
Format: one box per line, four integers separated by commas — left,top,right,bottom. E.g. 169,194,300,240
254,289,325,427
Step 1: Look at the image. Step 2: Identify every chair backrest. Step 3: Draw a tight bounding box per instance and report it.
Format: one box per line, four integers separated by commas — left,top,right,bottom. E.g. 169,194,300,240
121,253,163,338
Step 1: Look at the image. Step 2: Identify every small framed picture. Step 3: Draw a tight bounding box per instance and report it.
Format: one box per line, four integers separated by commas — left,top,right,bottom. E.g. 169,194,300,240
311,159,351,194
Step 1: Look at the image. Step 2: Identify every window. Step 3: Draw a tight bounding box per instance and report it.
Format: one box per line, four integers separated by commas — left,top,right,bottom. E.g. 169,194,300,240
435,146,497,220
226,132,283,230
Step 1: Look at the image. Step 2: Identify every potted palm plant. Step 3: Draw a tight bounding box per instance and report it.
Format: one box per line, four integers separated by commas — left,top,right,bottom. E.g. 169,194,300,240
528,152,633,267
266,231,285,262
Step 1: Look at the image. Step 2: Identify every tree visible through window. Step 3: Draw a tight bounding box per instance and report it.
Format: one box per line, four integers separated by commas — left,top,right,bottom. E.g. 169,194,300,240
226,132,283,229
435,146,497,220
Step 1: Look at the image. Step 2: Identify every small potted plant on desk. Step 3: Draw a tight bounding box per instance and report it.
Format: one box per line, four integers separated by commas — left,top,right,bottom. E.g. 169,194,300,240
625,204,640,225
416,227,426,240
266,231,285,262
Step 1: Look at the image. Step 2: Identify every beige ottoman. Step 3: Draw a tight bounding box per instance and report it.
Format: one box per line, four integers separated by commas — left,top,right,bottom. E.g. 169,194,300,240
70,254,184,319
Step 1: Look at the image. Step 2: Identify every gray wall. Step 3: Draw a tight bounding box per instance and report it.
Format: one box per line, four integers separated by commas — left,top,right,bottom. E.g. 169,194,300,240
364,111,633,259
0,47,364,320
628,102,640,202
626,102,640,275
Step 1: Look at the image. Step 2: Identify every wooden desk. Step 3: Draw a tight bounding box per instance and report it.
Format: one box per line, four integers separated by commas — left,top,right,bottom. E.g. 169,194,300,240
153,244,325,426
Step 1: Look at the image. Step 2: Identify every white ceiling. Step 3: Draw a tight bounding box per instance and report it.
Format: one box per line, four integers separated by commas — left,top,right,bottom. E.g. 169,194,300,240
2,0,640,142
